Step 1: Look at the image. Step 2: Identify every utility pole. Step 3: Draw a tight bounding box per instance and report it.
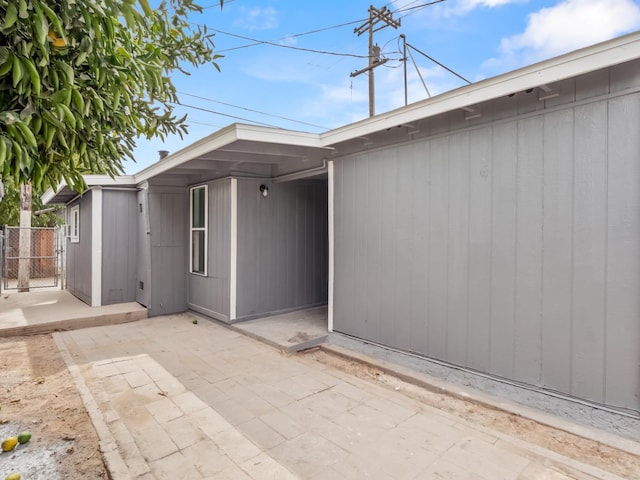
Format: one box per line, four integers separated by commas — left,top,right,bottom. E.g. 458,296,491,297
351,5,400,117
401,34,407,106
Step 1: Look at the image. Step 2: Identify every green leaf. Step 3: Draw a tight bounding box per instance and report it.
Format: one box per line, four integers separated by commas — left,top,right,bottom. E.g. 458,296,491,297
16,121,37,149
0,49,13,76
18,0,28,19
22,57,41,95
39,2,66,43
12,54,23,88
58,104,76,129
3,2,18,30
139,0,153,16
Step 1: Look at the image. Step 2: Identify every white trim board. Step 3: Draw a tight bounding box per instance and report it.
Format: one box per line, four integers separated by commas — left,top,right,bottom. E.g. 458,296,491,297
91,187,102,307
229,178,238,321
327,161,335,333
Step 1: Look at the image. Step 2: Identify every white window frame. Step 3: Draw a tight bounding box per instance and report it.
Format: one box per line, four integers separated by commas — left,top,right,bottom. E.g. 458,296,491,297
190,185,208,276
69,205,80,243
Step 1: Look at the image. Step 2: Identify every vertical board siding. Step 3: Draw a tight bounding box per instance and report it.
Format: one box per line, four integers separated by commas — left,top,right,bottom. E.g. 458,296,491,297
446,131,470,366
571,102,608,402
360,154,378,339
541,109,574,393
148,186,188,316
66,194,92,305
188,180,230,320
136,189,151,307
427,137,449,359
605,94,640,408
379,151,397,346
409,143,430,355
333,69,640,411
467,127,493,372
394,149,414,350
489,122,518,379
335,159,359,336
102,190,137,305
514,116,544,385
236,179,328,319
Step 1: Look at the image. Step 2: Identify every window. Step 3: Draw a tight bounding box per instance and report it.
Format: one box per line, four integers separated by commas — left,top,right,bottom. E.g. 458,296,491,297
69,205,80,243
190,185,207,275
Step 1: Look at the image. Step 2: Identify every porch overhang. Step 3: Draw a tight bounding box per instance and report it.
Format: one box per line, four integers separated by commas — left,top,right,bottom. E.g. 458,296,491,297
135,123,333,185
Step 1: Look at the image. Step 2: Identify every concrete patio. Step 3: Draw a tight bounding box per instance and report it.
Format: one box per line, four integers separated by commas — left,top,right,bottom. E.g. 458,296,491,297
52,314,640,480
0,288,147,337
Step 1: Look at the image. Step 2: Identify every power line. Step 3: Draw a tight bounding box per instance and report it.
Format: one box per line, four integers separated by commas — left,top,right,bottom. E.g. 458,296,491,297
211,1,448,58
202,0,238,9
175,102,280,128
212,28,369,58
406,42,471,84
177,91,329,129
395,0,447,16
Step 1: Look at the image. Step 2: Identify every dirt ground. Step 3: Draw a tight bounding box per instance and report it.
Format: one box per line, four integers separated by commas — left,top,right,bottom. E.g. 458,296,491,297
0,334,107,480
304,348,640,480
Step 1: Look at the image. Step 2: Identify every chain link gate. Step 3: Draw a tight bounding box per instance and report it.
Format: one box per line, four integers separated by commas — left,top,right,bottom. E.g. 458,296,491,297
2,226,61,290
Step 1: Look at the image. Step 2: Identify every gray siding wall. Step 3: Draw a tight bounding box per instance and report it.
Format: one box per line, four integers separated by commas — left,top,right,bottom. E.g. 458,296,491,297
333,62,640,411
188,179,231,321
147,185,188,316
236,178,328,319
66,194,92,305
136,189,151,307
101,190,138,305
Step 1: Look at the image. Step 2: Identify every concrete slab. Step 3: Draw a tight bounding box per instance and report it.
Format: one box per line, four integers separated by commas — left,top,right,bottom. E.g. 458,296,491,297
229,306,328,352
53,314,640,480
0,288,147,337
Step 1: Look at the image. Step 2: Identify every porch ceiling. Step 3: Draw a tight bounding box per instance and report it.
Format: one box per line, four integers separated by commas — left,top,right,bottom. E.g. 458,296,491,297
151,138,331,184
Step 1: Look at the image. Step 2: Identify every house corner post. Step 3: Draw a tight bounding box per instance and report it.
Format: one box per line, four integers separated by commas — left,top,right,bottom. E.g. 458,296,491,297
328,160,335,333
91,187,103,307
229,178,238,321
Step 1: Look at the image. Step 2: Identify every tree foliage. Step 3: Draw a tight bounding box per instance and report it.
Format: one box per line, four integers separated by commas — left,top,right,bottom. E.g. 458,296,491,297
0,0,221,192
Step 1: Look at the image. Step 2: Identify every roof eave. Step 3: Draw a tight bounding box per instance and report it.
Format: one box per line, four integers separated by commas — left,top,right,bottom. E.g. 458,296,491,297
42,175,137,205
321,31,640,146
134,123,326,184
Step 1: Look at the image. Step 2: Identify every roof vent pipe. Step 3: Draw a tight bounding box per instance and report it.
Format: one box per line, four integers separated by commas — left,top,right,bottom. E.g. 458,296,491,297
158,150,169,159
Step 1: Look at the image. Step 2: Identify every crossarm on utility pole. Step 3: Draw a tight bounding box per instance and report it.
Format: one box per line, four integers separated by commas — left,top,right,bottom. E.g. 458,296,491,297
351,5,401,117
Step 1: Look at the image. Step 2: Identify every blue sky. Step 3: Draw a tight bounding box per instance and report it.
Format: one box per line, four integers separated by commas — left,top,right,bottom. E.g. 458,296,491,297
125,0,640,173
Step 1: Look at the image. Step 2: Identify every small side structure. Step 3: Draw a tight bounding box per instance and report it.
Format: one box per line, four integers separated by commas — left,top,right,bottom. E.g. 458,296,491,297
43,32,640,415
44,177,138,307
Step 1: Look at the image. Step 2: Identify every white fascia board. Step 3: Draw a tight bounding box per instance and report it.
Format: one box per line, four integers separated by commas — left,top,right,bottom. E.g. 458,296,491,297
83,174,136,186
320,31,640,146
42,175,136,205
234,123,325,148
41,187,60,205
134,125,241,184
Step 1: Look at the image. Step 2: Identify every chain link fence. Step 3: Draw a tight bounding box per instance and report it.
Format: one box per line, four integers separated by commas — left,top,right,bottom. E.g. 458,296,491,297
2,226,60,290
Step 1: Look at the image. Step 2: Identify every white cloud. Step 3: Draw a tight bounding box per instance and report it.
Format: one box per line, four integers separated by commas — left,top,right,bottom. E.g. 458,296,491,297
430,0,525,17
458,0,522,11
233,7,279,31
492,0,640,68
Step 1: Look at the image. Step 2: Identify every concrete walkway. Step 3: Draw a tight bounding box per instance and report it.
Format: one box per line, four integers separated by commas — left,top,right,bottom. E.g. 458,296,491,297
53,314,635,480
0,289,147,337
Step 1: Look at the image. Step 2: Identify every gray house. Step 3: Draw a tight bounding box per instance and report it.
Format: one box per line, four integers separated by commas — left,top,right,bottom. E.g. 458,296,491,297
44,31,640,414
